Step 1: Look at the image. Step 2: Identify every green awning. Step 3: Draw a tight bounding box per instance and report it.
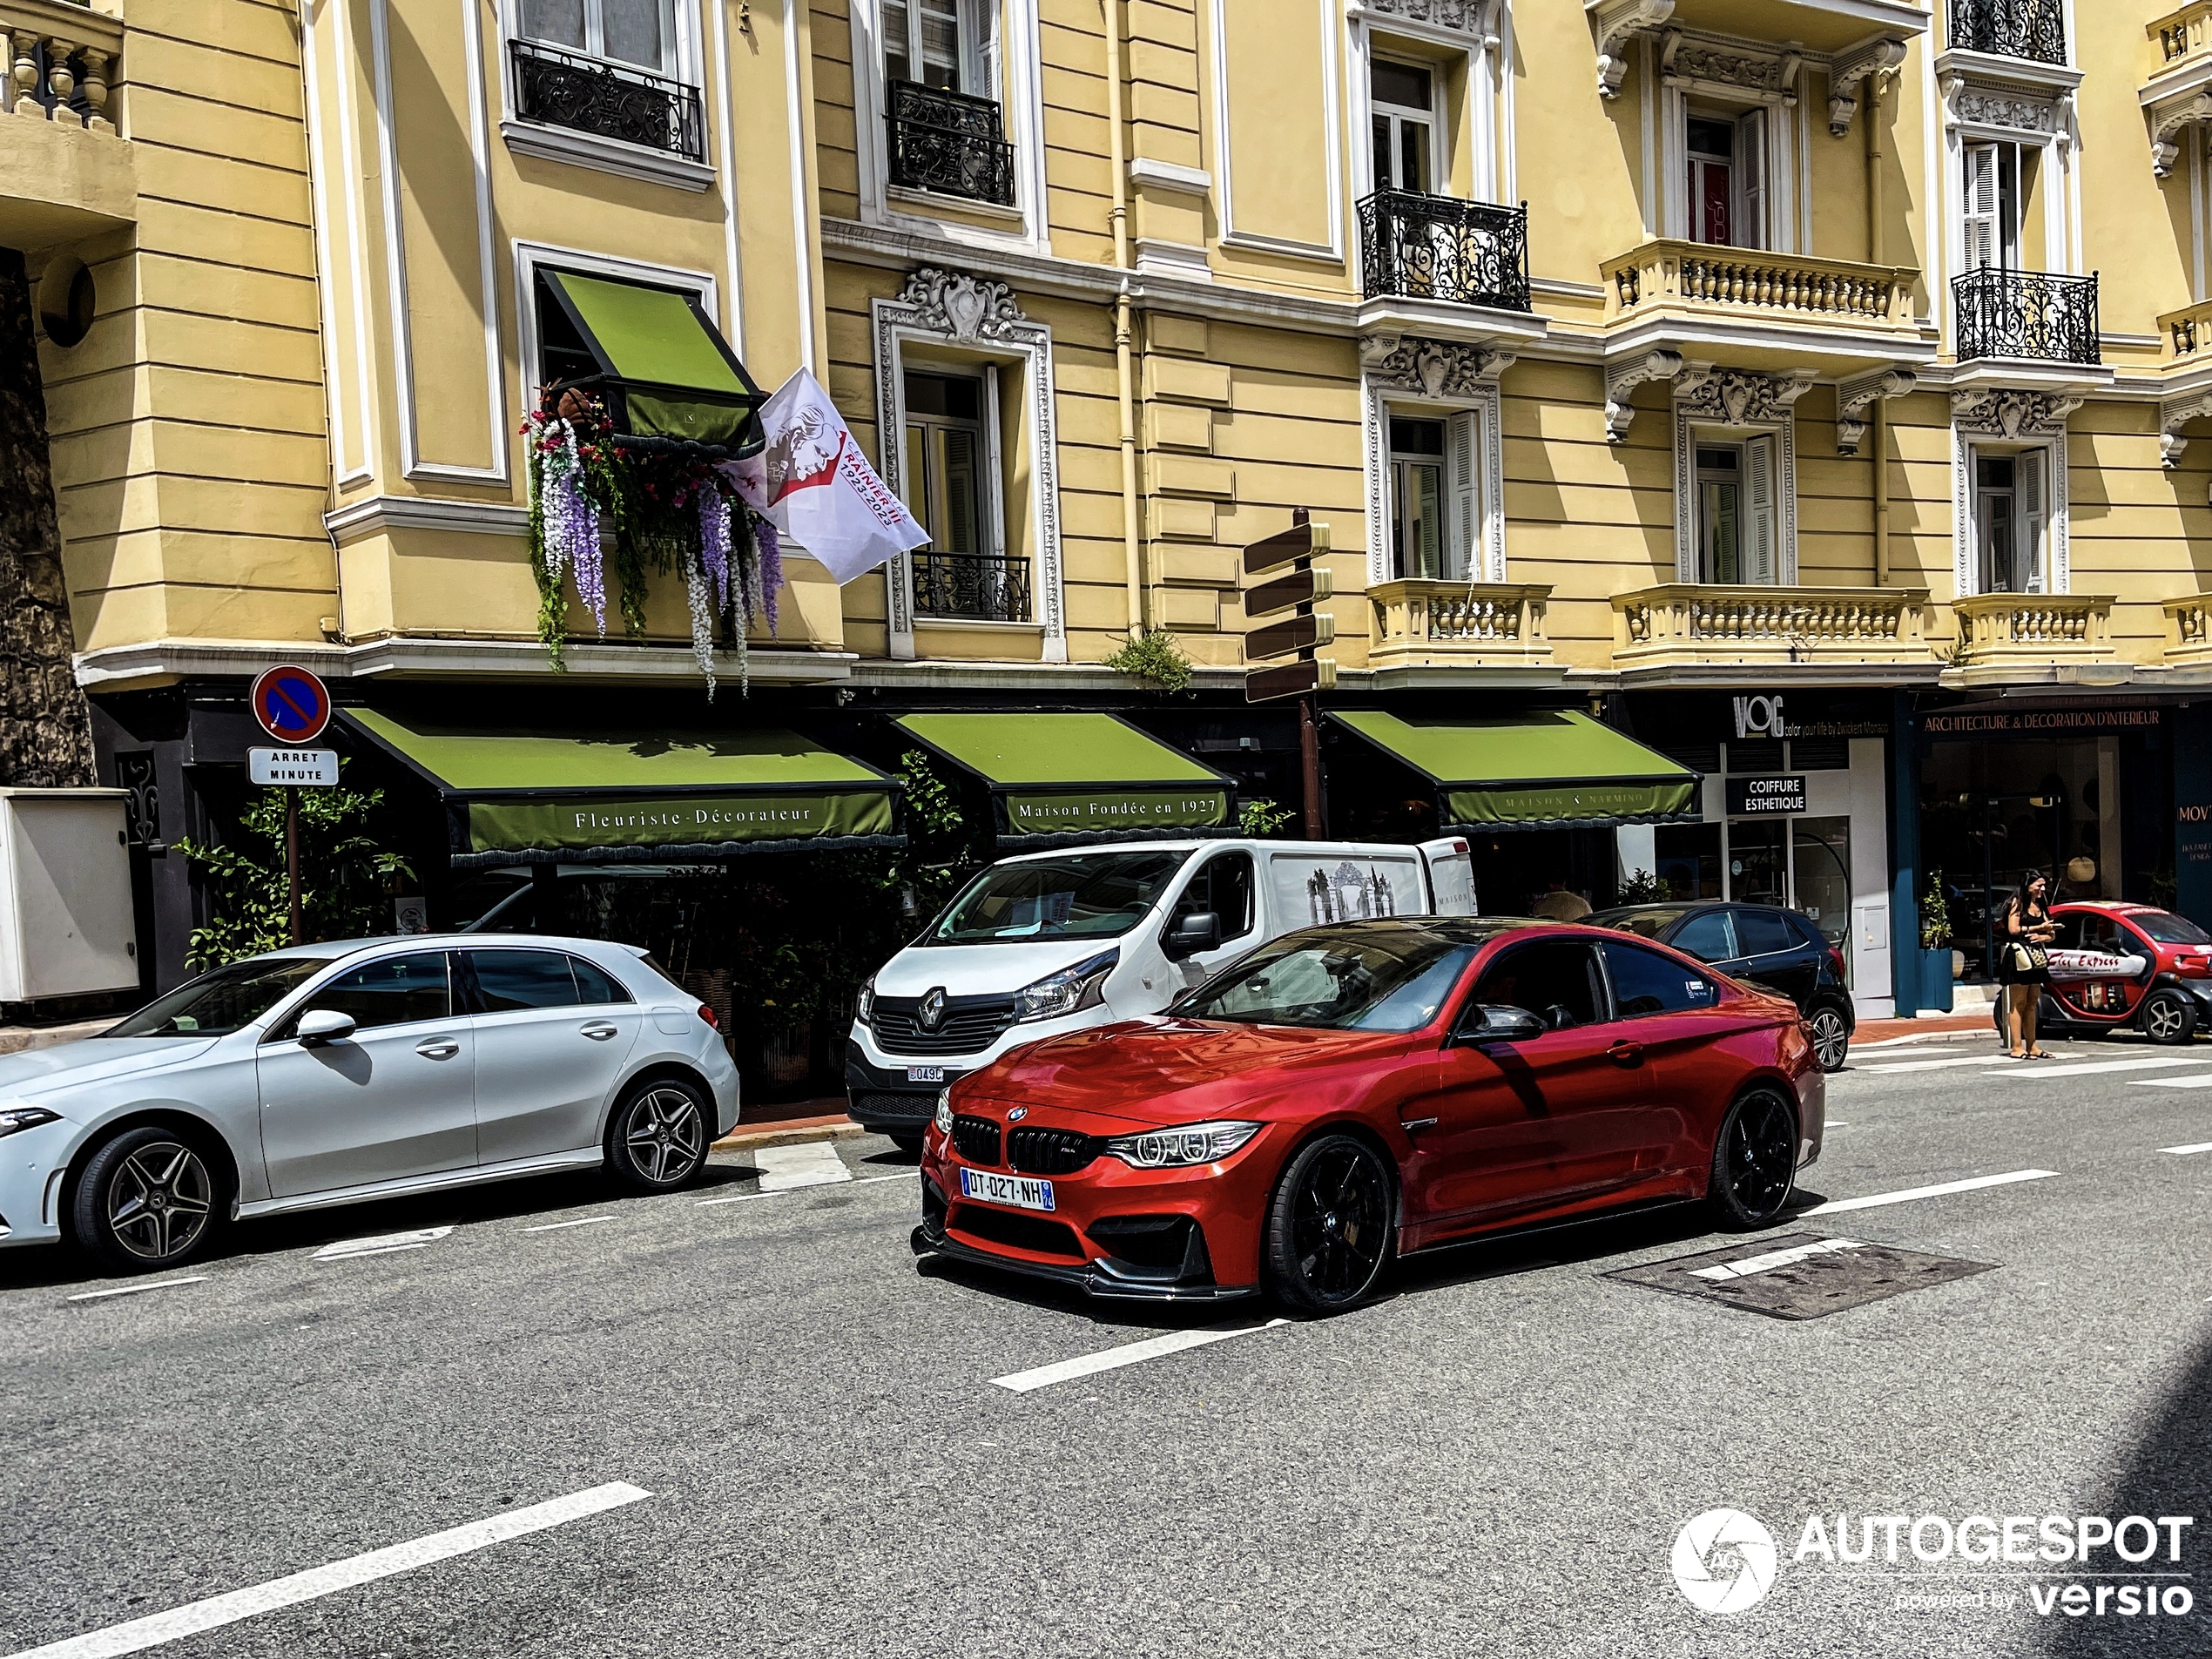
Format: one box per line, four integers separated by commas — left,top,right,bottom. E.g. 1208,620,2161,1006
1331,710,1700,831
345,711,899,866
542,271,764,448
894,712,1233,842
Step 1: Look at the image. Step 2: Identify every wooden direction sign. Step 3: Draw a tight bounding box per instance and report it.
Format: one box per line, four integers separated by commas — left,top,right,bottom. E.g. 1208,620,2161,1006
1244,564,1332,619
1242,522,1327,576
1244,658,1339,702
1241,509,1336,706
1247,612,1335,660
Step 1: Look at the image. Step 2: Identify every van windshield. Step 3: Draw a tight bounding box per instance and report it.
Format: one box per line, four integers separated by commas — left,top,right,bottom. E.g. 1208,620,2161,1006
928,850,1190,943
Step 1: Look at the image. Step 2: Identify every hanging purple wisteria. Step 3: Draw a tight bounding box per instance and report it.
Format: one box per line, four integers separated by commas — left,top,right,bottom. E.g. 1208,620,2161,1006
523,396,780,694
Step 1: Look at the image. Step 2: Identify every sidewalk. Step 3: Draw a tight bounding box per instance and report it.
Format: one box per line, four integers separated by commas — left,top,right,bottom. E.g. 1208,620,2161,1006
713,1095,862,1153
0,1018,114,1056
1855,1009,1996,1044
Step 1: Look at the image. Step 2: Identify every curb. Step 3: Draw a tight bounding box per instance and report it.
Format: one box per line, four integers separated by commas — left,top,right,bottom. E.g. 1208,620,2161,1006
711,1119,866,1154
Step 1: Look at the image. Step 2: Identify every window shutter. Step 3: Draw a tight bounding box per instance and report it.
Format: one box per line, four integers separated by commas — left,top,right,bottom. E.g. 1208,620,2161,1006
1964,144,2000,270
1745,435,1777,584
974,0,1000,98
884,0,913,81
1737,110,1768,251
1447,411,1480,582
2020,448,2047,594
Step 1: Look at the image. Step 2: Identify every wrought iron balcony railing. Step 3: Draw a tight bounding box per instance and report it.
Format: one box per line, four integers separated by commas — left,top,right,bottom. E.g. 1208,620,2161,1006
1952,268,2100,365
1946,0,2067,66
885,80,1016,206
1358,191,1532,313
510,39,705,161
913,551,1031,624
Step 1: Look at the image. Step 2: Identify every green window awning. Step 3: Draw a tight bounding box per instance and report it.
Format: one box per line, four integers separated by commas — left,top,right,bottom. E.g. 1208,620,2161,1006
894,712,1233,842
542,271,764,449
345,711,899,866
1331,710,1700,831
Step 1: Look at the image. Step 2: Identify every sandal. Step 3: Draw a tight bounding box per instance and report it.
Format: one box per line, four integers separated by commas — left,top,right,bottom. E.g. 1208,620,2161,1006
2027,1049,2054,1059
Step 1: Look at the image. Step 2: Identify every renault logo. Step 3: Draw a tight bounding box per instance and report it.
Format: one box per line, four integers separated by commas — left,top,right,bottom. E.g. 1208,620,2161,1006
918,988,948,1032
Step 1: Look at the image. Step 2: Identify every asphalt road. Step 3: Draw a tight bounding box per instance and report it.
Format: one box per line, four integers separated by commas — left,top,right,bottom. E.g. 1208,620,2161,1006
2,1025,2208,1659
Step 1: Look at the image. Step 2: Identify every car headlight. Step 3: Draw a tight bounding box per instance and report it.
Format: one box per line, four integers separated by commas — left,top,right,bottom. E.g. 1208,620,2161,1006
1103,1120,1261,1169
0,1106,60,1139
1013,949,1118,1023
934,1089,954,1135
854,979,876,1027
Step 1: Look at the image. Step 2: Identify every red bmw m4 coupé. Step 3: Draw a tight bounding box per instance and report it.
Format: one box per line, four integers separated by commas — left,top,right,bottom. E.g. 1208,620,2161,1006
912,917,1825,1313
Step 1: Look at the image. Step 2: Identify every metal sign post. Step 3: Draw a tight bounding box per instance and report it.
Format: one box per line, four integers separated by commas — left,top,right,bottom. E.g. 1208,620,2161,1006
249,666,335,948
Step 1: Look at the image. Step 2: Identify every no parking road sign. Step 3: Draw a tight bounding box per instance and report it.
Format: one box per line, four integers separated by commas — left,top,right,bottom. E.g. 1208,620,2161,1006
251,664,332,745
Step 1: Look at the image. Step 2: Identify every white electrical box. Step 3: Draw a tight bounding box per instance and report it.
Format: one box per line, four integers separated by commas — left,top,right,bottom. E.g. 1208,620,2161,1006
0,788,138,1004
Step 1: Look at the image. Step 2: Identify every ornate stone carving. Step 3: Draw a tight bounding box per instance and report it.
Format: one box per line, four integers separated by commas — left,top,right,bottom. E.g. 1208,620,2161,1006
1660,30,1797,103
2161,393,2212,469
1602,348,1684,442
1835,368,1916,455
2148,93,2212,179
1591,0,1675,100
1951,388,2083,440
1676,366,1817,426
895,267,1028,342
1827,37,1908,137
1361,334,1514,397
1943,74,2061,139
1360,0,1496,38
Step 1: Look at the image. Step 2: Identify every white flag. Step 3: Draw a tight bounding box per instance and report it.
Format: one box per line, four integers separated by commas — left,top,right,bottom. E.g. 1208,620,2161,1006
724,368,928,584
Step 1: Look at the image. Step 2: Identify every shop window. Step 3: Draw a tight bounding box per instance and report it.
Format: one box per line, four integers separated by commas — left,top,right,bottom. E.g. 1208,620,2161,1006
1695,439,1776,584
1656,823,1723,900
1371,57,1440,194
902,368,1028,624
1387,412,1480,581
1686,111,1765,250
1973,450,2047,594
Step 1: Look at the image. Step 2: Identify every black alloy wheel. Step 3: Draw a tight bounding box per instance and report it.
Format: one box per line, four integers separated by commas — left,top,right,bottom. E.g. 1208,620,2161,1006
1263,1134,1395,1315
2141,988,2198,1047
72,1126,220,1271
606,1077,711,1191
1708,1089,1798,1231
1806,1004,1851,1073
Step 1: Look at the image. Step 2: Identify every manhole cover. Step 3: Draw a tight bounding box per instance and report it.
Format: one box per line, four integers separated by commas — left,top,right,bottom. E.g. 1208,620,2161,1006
1602,1231,1995,1321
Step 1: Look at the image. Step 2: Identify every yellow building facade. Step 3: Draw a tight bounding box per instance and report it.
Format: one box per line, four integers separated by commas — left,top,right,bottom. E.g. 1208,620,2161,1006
12,0,2212,1008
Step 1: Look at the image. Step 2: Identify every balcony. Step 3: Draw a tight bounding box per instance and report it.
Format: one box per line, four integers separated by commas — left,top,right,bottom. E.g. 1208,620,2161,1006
1367,581,1553,673
1948,592,2115,674
1612,585,1934,672
1948,0,2066,66
0,0,132,250
885,80,1015,208
1952,268,2101,376
1600,239,1924,374
1358,192,1532,313
2164,595,2212,666
913,551,1030,624
509,39,705,163
2158,296,2212,359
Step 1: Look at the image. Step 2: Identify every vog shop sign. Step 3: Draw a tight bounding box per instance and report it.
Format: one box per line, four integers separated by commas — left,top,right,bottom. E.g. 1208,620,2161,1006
1726,774,1807,816
469,792,893,853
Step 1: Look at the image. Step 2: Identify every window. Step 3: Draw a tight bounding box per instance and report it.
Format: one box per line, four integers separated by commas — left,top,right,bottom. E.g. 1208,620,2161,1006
521,0,678,74
1467,941,1603,1032
1686,112,1765,250
571,956,634,1005
509,0,704,163
1179,934,1476,1031
1696,439,1775,583
1602,940,1719,1018
1178,853,1257,942
902,367,1028,623
114,957,326,1039
1962,142,2021,271
1973,450,2046,594
469,950,583,1013
886,0,995,96
299,953,454,1032
1731,908,1797,958
1371,57,1439,194
929,851,1190,943
1386,412,1479,581
1670,909,1737,961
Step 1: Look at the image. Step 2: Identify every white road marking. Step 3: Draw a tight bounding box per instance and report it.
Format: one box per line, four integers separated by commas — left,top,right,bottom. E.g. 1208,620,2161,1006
2157,1142,2212,1155
520,1217,613,1232
696,1170,909,1207
752,1142,853,1191
65,1277,207,1303
2131,1074,2212,1090
312,1226,453,1262
1996,1055,2212,1080
1800,1169,2059,1217
1861,1051,2080,1074
0,1482,651,1659
992,1319,1291,1394
1690,1238,1865,1280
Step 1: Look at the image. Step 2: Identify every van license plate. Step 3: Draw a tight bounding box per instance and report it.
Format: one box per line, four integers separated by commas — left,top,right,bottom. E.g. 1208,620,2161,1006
959,1168,1055,1212
906,1065,945,1083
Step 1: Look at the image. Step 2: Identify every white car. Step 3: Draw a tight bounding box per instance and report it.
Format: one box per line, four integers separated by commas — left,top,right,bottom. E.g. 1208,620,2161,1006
0,934,739,1272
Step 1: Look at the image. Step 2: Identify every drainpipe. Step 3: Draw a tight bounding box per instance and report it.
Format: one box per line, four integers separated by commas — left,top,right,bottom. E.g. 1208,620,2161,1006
1103,0,1144,633
1867,64,1891,586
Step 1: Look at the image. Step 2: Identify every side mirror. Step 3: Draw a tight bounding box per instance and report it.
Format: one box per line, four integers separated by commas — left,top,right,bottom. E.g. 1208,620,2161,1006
1451,1003,1545,1045
1163,911,1222,961
296,1008,358,1045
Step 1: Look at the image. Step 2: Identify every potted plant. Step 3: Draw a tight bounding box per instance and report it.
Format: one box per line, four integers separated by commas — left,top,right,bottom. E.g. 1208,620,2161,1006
1919,870,1955,1013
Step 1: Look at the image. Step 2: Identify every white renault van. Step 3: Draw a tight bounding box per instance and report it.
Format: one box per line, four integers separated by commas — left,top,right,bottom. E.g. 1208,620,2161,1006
844,837,1476,1145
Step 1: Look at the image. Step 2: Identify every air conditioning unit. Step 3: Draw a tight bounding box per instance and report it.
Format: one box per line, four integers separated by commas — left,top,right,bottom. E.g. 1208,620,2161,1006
0,789,138,1004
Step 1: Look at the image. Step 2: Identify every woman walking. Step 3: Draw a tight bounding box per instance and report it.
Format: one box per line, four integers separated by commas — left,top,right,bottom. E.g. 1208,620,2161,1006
1999,872,2059,1059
